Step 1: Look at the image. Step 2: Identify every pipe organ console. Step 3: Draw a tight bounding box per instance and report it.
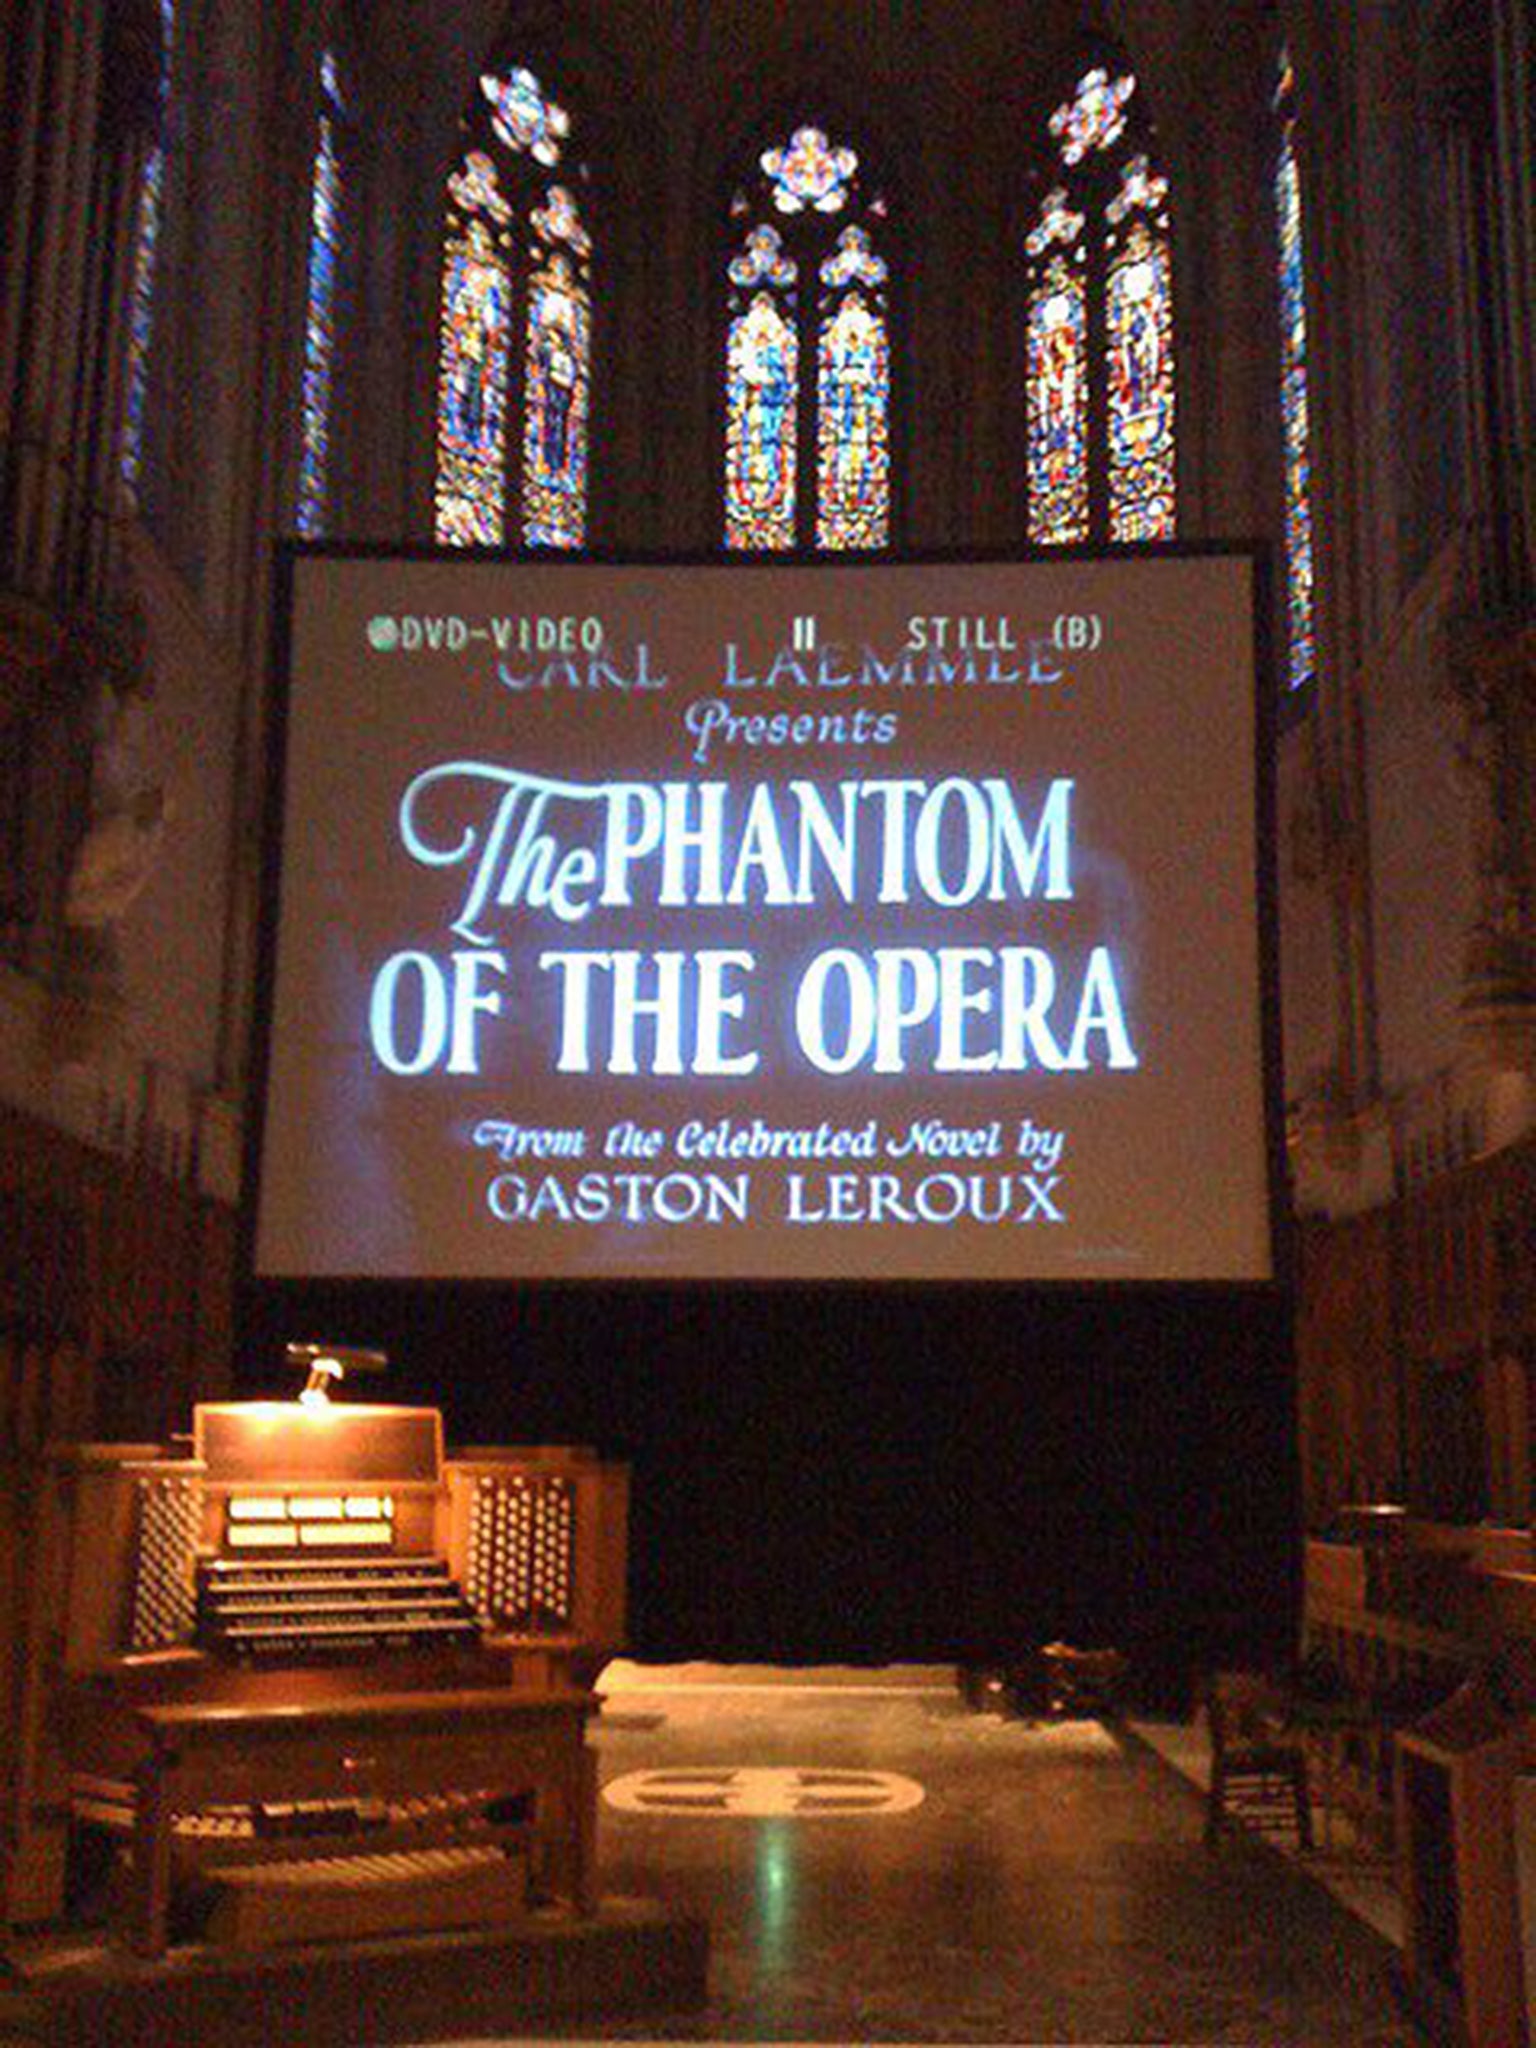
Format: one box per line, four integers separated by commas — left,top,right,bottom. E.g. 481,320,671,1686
9,1400,628,1955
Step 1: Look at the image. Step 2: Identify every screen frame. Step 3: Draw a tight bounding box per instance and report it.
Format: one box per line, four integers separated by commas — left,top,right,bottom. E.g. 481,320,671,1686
243,537,1287,1300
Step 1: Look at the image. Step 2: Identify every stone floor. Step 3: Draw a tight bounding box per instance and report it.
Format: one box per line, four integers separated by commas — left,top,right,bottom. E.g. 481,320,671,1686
418,1667,1423,2047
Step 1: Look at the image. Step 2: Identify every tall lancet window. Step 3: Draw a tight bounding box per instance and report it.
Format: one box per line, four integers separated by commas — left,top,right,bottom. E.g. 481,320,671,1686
295,50,345,537
1025,62,1176,546
435,65,592,549
437,154,514,546
121,0,178,498
1274,51,1315,691
724,125,893,551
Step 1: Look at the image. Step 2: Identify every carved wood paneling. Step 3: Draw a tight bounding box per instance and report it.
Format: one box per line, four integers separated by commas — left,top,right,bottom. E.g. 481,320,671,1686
1296,1206,1398,1520
0,1100,233,1456
1299,1132,1536,1530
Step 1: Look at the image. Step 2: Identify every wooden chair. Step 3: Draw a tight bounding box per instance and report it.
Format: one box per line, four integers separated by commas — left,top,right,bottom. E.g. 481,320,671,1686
1203,1671,1313,1851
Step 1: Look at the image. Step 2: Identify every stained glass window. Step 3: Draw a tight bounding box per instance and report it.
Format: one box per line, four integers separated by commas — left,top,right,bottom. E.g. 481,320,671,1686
727,293,799,549
1105,218,1175,541
121,0,177,498
761,128,858,214
1026,188,1086,259
435,159,513,546
295,51,343,537
480,67,568,165
817,293,890,549
725,128,892,551
521,231,591,549
1050,68,1135,166
730,225,798,290
436,66,592,549
1275,54,1315,690
1027,257,1089,545
821,225,887,290
1026,62,1176,547
1106,154,1168,226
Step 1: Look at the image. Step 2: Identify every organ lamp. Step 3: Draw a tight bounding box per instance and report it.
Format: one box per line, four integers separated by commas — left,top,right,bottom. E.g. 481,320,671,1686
285,1340,387,1409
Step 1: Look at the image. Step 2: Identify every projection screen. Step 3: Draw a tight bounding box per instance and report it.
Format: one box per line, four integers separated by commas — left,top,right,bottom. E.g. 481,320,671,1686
253,549,1275,1284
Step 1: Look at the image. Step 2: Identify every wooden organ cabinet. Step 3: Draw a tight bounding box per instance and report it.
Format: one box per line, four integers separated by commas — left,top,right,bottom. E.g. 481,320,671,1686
1395,1673,1536,2048
8,1400,628,1956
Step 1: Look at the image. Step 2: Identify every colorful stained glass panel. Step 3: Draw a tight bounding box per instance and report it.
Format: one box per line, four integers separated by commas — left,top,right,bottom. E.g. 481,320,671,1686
521,250,589,549
1106,221,1175,541
480,67,568,165
531,185,591,256
121,0,176,497
1025,188,1085,258
730,225,797,289
122,145,166,498
725,292,798,549
816,291,890,550
761,127,857,214
1106,155,1169,226
295,69,341,537
435,221,512,547
820,225,887,289
1027,257,1089,546
448,151,511,223
1277,112,1314,687
1050,69,1135,166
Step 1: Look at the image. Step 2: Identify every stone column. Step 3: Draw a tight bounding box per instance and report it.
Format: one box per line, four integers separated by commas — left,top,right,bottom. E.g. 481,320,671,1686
1,0,105,601
1449,620,1536,1071
1491,0,1533,598
1427,3,1536,1073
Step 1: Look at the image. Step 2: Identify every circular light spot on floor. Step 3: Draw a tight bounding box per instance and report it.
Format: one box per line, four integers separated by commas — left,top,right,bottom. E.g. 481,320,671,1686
603,1766,925,1817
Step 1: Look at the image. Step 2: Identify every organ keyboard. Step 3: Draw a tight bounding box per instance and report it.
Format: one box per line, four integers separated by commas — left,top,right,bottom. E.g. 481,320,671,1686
196,1554,483,1658
51,1400,625,1682
11,1397,628,1952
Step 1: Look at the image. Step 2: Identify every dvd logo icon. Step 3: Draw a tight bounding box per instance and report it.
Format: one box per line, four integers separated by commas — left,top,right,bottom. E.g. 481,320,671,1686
396,616,470,651
367,615,400,651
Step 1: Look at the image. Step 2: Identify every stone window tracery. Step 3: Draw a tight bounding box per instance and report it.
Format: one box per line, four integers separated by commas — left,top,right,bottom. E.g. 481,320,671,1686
724,125,893,552
1026,61,1176,547
435,63,591,550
